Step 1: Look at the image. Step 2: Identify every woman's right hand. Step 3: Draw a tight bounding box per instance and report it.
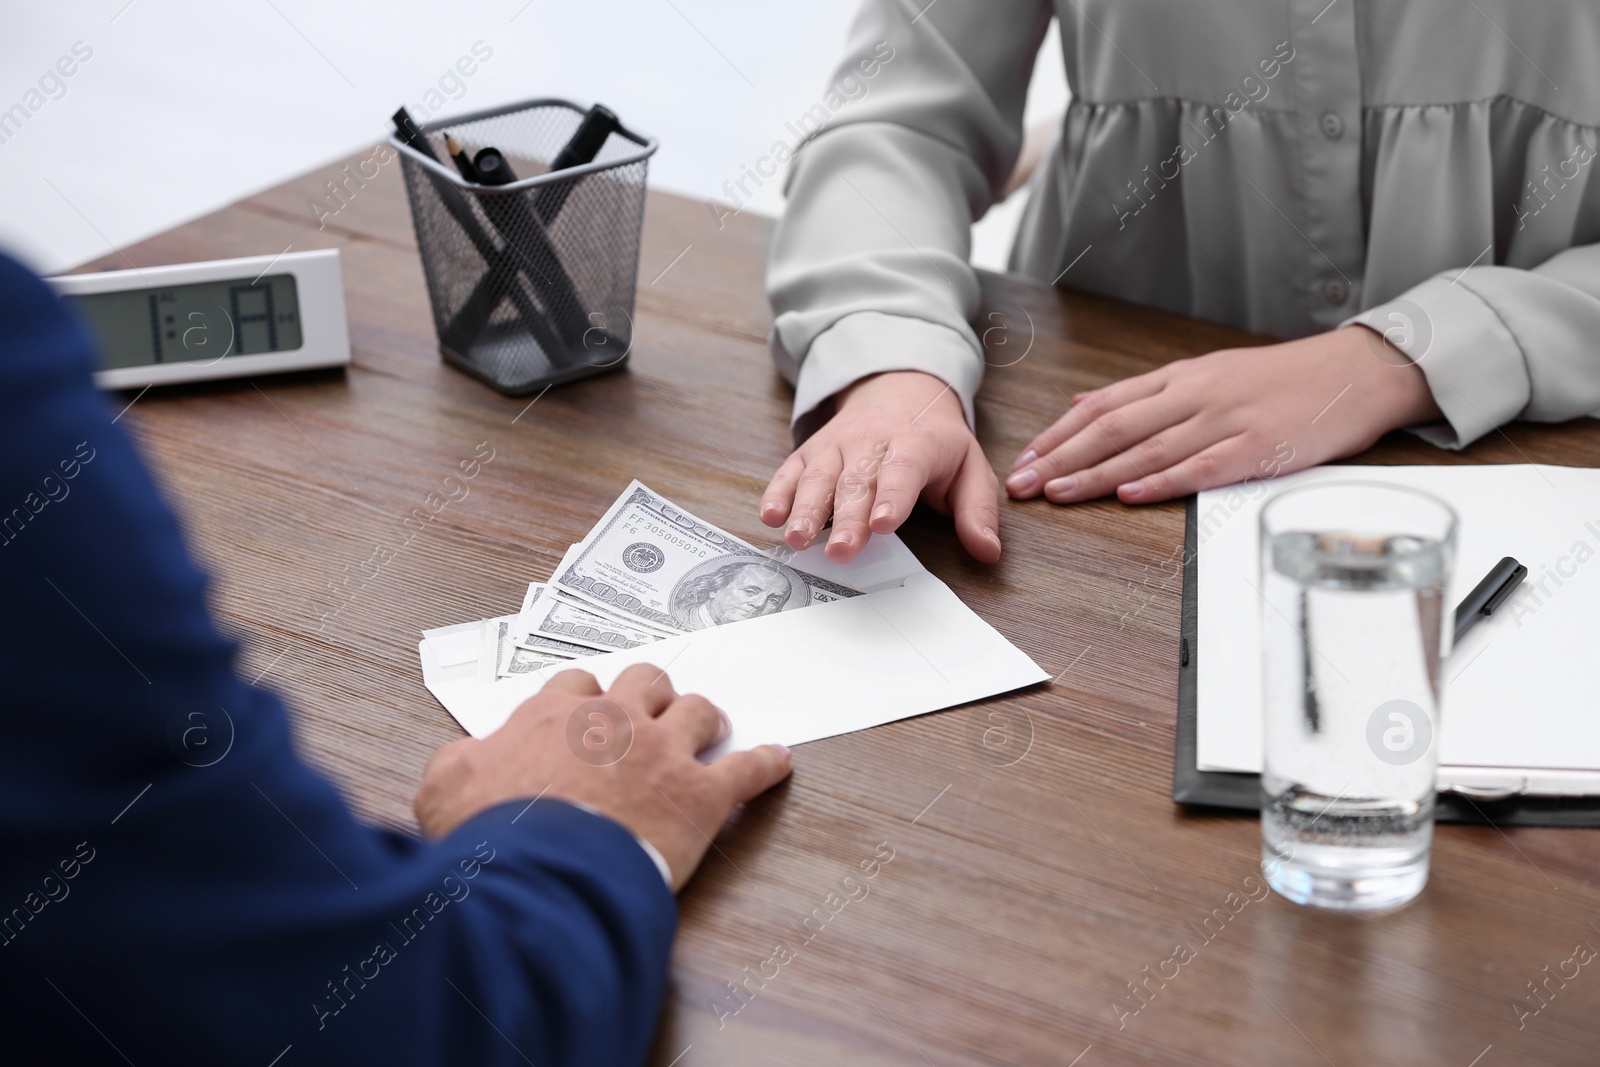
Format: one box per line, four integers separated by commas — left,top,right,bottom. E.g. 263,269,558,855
759,370,1002,565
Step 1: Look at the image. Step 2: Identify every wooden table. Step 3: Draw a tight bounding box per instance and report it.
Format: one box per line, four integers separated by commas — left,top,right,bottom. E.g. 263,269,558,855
78,148,1600,1066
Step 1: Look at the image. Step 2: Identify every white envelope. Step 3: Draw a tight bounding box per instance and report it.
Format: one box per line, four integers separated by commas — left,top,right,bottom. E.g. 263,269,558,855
419,533,1048,752
421,621,482,668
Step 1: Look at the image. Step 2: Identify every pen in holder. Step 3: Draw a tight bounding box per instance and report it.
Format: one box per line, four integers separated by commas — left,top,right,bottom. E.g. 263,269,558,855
391,98,656,395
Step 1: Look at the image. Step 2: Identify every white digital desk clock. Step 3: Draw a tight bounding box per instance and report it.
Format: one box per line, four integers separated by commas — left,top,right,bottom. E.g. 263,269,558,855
46,248,351,389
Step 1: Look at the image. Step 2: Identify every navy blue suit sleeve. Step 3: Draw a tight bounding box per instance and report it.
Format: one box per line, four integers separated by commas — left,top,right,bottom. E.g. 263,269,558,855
0,252,676,1067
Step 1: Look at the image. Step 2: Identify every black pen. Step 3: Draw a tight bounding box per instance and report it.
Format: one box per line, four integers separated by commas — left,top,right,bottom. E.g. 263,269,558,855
391,107,566,360
429,105,624,354
1452,555,1527,644
532,103,621,220
470,146,516,186
391,106,433,160
445,145,588,350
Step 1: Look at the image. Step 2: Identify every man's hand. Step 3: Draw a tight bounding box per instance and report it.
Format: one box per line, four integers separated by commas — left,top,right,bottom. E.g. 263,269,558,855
1004,326,1444,505
760,370,1002,564
414,666,792,892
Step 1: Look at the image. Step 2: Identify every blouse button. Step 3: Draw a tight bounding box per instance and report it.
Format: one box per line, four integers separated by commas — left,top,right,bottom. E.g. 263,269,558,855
1323,280,1349,306
1320,111,1344,140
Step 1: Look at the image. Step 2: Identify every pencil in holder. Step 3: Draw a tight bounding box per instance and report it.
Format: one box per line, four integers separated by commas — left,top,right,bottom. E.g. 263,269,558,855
391,97,657,395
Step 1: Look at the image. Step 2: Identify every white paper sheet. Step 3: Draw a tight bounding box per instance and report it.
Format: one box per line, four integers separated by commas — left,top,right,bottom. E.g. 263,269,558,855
420,534,1048,751
1195,464,1600,794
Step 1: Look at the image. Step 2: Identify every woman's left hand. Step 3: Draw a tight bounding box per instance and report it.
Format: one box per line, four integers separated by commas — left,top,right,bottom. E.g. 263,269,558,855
1004,325,1445,505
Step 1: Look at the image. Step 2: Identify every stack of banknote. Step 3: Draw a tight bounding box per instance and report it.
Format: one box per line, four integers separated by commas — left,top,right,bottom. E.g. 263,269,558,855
471,481,859,684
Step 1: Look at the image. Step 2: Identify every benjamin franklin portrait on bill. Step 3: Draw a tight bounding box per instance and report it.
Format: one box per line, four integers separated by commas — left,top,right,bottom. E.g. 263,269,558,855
668,556,807,631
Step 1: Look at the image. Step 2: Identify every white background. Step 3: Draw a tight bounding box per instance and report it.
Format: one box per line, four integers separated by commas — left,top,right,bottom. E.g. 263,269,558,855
1,1,1067,276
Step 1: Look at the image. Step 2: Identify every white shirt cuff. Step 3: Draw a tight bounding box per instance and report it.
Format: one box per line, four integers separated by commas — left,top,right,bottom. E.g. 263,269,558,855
565,799,673,888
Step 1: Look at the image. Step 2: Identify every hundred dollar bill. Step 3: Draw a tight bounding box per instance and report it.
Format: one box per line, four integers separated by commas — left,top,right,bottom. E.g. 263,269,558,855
514,581,552,642
512,583,611,658
549,547,682,638
477,615,568,684
524,585,669,653
550,481,859,634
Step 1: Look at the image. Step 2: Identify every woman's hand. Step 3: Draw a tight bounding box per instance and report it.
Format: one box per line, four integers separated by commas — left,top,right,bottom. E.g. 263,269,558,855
1005,326,1444,505
760,370,1002,565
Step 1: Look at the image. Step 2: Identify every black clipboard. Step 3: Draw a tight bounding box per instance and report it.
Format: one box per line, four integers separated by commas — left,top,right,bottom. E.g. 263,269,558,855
1173,498,1600,827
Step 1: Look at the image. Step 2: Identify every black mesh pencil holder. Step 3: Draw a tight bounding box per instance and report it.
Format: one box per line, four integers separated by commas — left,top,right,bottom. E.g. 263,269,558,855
391,98,657,395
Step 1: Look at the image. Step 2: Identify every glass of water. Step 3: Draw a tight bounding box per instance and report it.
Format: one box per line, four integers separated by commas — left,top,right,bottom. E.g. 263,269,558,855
1259,481,1457,911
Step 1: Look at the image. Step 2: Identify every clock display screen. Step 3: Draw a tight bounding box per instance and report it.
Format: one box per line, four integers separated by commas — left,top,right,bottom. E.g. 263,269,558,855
69,273,303,370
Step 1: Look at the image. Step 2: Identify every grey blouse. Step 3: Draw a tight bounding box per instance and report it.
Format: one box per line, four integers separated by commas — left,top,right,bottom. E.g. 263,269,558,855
766,0,1600,450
